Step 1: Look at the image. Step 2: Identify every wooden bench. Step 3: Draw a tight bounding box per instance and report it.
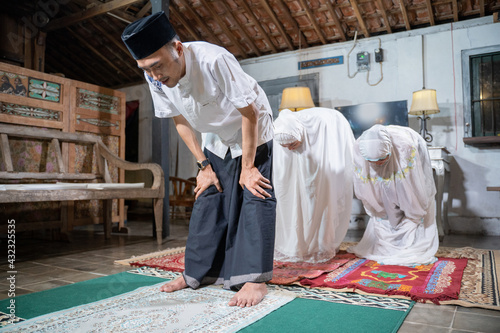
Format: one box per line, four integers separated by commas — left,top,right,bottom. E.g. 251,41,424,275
0,123,165,244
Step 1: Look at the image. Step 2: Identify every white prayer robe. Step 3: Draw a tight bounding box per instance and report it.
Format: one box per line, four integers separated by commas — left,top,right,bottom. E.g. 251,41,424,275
348,125,439,266
273,108,355,263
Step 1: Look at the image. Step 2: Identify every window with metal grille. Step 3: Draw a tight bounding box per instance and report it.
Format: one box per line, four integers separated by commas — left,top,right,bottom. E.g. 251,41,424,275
462,45,500,145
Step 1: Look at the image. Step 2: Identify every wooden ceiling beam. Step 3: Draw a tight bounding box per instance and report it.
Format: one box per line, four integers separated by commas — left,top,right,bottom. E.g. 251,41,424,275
177,0,224,47
88,19,144,78
274,0,310,47
137,2,152,18
398,0,412,30
325,0,347,41
47,37,113,86
169,5,202,41
260,0,294,51
452,0,459,21
108,9,137,23
67,27,123,75
45,42,95,84
375,0,392,33
349,0,370,37
199,0,248,58
237,0,279,53
216,0,261,56
424,0,435,25
298,0,327,44
45,0,141,31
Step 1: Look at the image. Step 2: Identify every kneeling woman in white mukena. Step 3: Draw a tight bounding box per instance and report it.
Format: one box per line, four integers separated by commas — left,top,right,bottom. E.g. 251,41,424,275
348,124,439,266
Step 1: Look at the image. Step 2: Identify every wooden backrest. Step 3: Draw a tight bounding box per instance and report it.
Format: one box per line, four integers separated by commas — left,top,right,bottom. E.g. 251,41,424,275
0,123,103,182
169,176,196,204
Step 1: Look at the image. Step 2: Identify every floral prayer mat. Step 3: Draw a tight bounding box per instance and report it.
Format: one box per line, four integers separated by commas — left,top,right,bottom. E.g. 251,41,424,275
270,253,356,285
300,257,469,304
2,282,295,333
126,268,414,311
116,244,500,310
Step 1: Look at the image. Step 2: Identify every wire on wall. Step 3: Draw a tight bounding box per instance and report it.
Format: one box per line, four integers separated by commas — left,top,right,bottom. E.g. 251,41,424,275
346,31,359,79
346,32,383,86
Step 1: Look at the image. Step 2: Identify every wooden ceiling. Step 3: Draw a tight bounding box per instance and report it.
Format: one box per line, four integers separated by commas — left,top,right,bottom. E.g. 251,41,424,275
3,0,499,88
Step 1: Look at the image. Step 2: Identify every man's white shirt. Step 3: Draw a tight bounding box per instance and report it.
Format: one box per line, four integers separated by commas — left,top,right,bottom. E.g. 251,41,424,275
146,41,273,159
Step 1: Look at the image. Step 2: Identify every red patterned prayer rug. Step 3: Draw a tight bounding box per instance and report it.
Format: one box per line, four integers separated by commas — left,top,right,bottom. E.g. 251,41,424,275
270,253,356,285
300,257,469,304
129,252,185,272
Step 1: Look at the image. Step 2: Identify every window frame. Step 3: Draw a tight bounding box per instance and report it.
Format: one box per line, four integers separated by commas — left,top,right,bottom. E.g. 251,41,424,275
462,44,500,145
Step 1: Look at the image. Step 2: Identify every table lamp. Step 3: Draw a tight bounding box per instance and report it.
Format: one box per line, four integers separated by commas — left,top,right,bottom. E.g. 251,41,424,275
409,88,440,143
409,35,440,143
279,87,315,111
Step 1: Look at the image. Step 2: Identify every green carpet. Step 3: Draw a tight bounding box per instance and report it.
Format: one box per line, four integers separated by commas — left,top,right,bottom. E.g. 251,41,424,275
240,298,412,333
0,271,413,332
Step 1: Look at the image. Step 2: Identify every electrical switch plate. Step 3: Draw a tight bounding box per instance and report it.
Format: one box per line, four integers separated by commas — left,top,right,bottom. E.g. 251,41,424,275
375,48,383,63
356,51,370,71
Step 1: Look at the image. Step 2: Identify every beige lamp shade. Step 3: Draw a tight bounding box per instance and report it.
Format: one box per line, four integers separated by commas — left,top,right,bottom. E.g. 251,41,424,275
279,87,315,111
409,89,440,116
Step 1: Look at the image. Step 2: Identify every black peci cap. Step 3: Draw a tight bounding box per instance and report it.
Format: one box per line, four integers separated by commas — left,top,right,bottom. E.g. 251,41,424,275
121,11,177,60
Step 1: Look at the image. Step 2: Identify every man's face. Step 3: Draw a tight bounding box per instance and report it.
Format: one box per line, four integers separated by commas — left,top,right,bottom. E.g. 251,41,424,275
137,41,185,88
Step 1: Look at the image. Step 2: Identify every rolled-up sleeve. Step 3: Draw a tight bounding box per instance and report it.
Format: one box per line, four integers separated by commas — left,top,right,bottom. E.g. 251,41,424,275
211,53,257,109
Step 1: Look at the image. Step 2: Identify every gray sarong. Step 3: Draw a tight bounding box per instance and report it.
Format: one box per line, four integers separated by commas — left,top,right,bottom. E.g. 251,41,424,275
183,140,276,290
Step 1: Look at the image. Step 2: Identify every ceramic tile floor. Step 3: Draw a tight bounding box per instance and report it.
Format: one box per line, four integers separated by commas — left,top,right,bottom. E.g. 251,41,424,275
1,214,499,333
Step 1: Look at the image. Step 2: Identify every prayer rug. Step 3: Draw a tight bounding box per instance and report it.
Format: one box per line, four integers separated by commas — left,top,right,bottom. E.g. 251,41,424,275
0,269,411,333
114,246,185,272
270,253,356,284
116,248,356,285
126,267,415,311
116,245,500,310
0,282,294,333
436,247,500,310
300,257,469,304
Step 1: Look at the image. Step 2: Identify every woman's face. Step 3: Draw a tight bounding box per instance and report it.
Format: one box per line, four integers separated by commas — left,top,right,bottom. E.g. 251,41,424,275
369,154,390,166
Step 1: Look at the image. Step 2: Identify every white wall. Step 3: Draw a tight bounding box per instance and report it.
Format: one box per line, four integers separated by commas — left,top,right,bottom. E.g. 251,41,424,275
241,16,500,235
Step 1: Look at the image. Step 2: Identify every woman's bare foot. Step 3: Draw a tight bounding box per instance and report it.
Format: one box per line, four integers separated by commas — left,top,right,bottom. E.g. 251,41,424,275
228,282,267,307
159,276,188,292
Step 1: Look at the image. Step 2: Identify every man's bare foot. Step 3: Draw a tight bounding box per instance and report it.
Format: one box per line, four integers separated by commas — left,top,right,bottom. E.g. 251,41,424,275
159,276,188,292
228,282,267,307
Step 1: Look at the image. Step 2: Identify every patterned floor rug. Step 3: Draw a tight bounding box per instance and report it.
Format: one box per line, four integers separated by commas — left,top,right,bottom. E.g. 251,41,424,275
0,281,294,333
117,248,356,285
300,257,468,304
127,267,414,312
116,244,500,310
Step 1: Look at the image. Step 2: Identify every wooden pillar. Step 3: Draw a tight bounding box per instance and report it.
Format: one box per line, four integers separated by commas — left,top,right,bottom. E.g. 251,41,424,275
150,0,170,239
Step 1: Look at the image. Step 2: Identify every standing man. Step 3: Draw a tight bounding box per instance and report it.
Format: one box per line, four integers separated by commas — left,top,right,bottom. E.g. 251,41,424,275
122,11,276,307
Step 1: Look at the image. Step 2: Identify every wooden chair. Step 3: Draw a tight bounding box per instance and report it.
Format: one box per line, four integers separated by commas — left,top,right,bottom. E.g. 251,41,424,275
169,176,196,220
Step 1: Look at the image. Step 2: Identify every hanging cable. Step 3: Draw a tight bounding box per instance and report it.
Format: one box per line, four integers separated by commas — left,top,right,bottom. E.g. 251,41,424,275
346,31,359,79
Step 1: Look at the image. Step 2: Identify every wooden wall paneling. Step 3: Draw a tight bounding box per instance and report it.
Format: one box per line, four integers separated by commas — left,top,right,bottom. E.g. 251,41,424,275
69,80,126,229
0,63,126,234
0,62,71,232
